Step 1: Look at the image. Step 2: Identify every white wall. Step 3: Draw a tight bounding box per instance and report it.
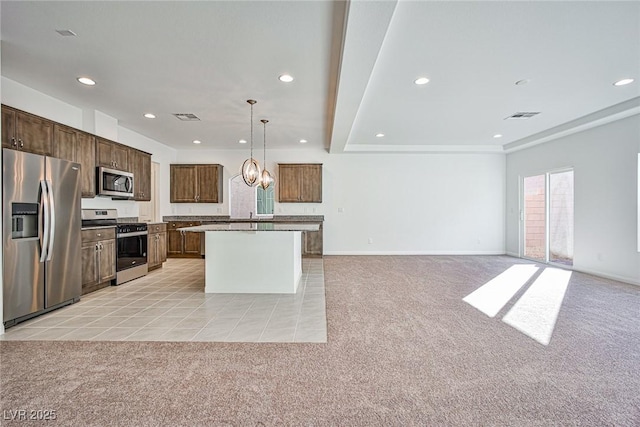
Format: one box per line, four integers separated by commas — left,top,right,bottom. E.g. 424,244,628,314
506,114,640,285
175,149,506,255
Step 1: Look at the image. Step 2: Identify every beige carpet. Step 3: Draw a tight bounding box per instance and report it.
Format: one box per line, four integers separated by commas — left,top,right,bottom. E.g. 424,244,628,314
1,255,638,426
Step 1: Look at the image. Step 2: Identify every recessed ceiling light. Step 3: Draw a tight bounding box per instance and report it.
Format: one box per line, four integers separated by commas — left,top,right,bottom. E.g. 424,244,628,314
143,113,156,119
279,74,294,83
193,140,201,144
493,134,503,139
238,139,247,144
414,77,429,85
613,78,634,86
515,79,530,86
299,139,308,144
375,133,385,138
77,77,96,86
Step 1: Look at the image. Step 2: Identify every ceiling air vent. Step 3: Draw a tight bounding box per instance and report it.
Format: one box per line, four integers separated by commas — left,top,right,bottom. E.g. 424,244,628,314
173,113,200,121
55,29,77,37
504,112,540,120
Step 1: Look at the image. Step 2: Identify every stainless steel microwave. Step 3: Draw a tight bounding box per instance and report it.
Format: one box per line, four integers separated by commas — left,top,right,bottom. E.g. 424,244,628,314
97,166,134,198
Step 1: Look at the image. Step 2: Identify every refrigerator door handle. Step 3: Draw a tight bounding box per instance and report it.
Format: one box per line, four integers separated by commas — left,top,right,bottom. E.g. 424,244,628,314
45,180,56,262
39,180,50,262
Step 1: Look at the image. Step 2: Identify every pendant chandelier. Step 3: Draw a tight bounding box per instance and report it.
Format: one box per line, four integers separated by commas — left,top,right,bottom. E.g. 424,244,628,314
241,99,261,187
259,119,274,190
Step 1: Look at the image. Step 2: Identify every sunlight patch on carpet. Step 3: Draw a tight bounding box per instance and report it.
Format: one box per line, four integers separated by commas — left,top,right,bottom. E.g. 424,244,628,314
502,268,572,345
463,265,539,317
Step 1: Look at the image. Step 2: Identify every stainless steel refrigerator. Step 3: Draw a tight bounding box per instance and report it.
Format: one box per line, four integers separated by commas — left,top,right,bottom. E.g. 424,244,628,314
3,148,82,327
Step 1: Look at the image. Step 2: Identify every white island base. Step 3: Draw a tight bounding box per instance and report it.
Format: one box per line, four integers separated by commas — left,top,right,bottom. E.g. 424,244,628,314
203,230,303,293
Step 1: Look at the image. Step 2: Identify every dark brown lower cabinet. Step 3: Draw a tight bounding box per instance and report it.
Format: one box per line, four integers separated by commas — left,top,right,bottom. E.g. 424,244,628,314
167,221,202,258
148,223,167,270
302,222,323,257
81,228,116,295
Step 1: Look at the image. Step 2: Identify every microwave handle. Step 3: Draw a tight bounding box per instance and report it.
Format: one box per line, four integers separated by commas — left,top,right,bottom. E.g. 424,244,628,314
126,176,133,193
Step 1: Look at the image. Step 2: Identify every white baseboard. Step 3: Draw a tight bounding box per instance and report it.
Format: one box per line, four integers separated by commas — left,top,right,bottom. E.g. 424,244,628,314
499,253,639,286
571,267,639,287
323,250,506,256
320,252,639,286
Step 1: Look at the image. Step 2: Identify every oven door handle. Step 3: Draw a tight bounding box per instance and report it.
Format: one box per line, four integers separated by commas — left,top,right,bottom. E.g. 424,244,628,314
117,231,148,238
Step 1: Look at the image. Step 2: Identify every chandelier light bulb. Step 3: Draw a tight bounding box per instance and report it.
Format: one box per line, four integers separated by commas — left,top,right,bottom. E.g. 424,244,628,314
260,169,274,190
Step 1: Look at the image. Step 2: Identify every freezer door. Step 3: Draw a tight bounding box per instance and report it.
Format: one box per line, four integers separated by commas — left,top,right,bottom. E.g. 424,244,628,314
2,149,45,322
45,156,82,307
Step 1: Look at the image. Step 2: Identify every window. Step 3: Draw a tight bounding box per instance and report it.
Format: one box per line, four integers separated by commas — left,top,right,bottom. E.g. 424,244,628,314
229,174,274,218
522,169,574,266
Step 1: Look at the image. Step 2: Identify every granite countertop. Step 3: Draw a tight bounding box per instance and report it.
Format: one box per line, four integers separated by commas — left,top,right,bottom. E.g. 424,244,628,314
178,222,321,232
163,215,324,223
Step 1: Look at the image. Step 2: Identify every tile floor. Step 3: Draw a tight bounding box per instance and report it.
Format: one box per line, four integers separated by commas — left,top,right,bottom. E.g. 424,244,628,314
1,258,327,343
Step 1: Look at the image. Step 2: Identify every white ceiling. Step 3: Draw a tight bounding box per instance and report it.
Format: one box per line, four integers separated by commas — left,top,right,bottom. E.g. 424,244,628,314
2,1,639,154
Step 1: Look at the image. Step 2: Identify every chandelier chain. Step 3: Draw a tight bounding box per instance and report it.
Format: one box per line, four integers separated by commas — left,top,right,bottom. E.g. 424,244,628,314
263,120,267,165
250,101,254,161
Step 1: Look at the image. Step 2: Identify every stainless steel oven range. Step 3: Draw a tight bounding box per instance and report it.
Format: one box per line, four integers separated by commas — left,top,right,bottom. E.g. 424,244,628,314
81,209,148,285
116,222,148,285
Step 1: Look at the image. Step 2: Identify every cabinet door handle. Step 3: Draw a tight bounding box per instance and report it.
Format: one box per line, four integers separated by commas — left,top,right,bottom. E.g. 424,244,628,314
97,233,102,237
18,139,24,148
96,243,102,282
11,137,17,147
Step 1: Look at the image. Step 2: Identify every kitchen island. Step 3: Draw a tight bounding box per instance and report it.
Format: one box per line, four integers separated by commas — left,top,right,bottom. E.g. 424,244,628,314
177,222,320,294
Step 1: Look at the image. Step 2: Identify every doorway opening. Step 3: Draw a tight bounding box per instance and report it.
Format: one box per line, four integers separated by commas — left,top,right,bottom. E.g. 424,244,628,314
522,169,574,266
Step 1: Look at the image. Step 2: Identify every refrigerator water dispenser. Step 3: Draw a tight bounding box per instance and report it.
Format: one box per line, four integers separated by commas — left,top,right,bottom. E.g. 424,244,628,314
11,202,38,239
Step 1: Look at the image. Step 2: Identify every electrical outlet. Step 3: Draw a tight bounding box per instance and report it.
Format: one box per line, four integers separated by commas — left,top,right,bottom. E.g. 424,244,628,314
368,238,373,244
338,207,344,213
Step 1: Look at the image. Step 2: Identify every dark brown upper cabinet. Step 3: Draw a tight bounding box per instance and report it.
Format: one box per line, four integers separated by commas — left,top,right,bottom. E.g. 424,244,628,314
170,164,223,203
53,124,96,198
2,105,54,156
277,163,322,203
96,137,129,172
129,148,151,201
